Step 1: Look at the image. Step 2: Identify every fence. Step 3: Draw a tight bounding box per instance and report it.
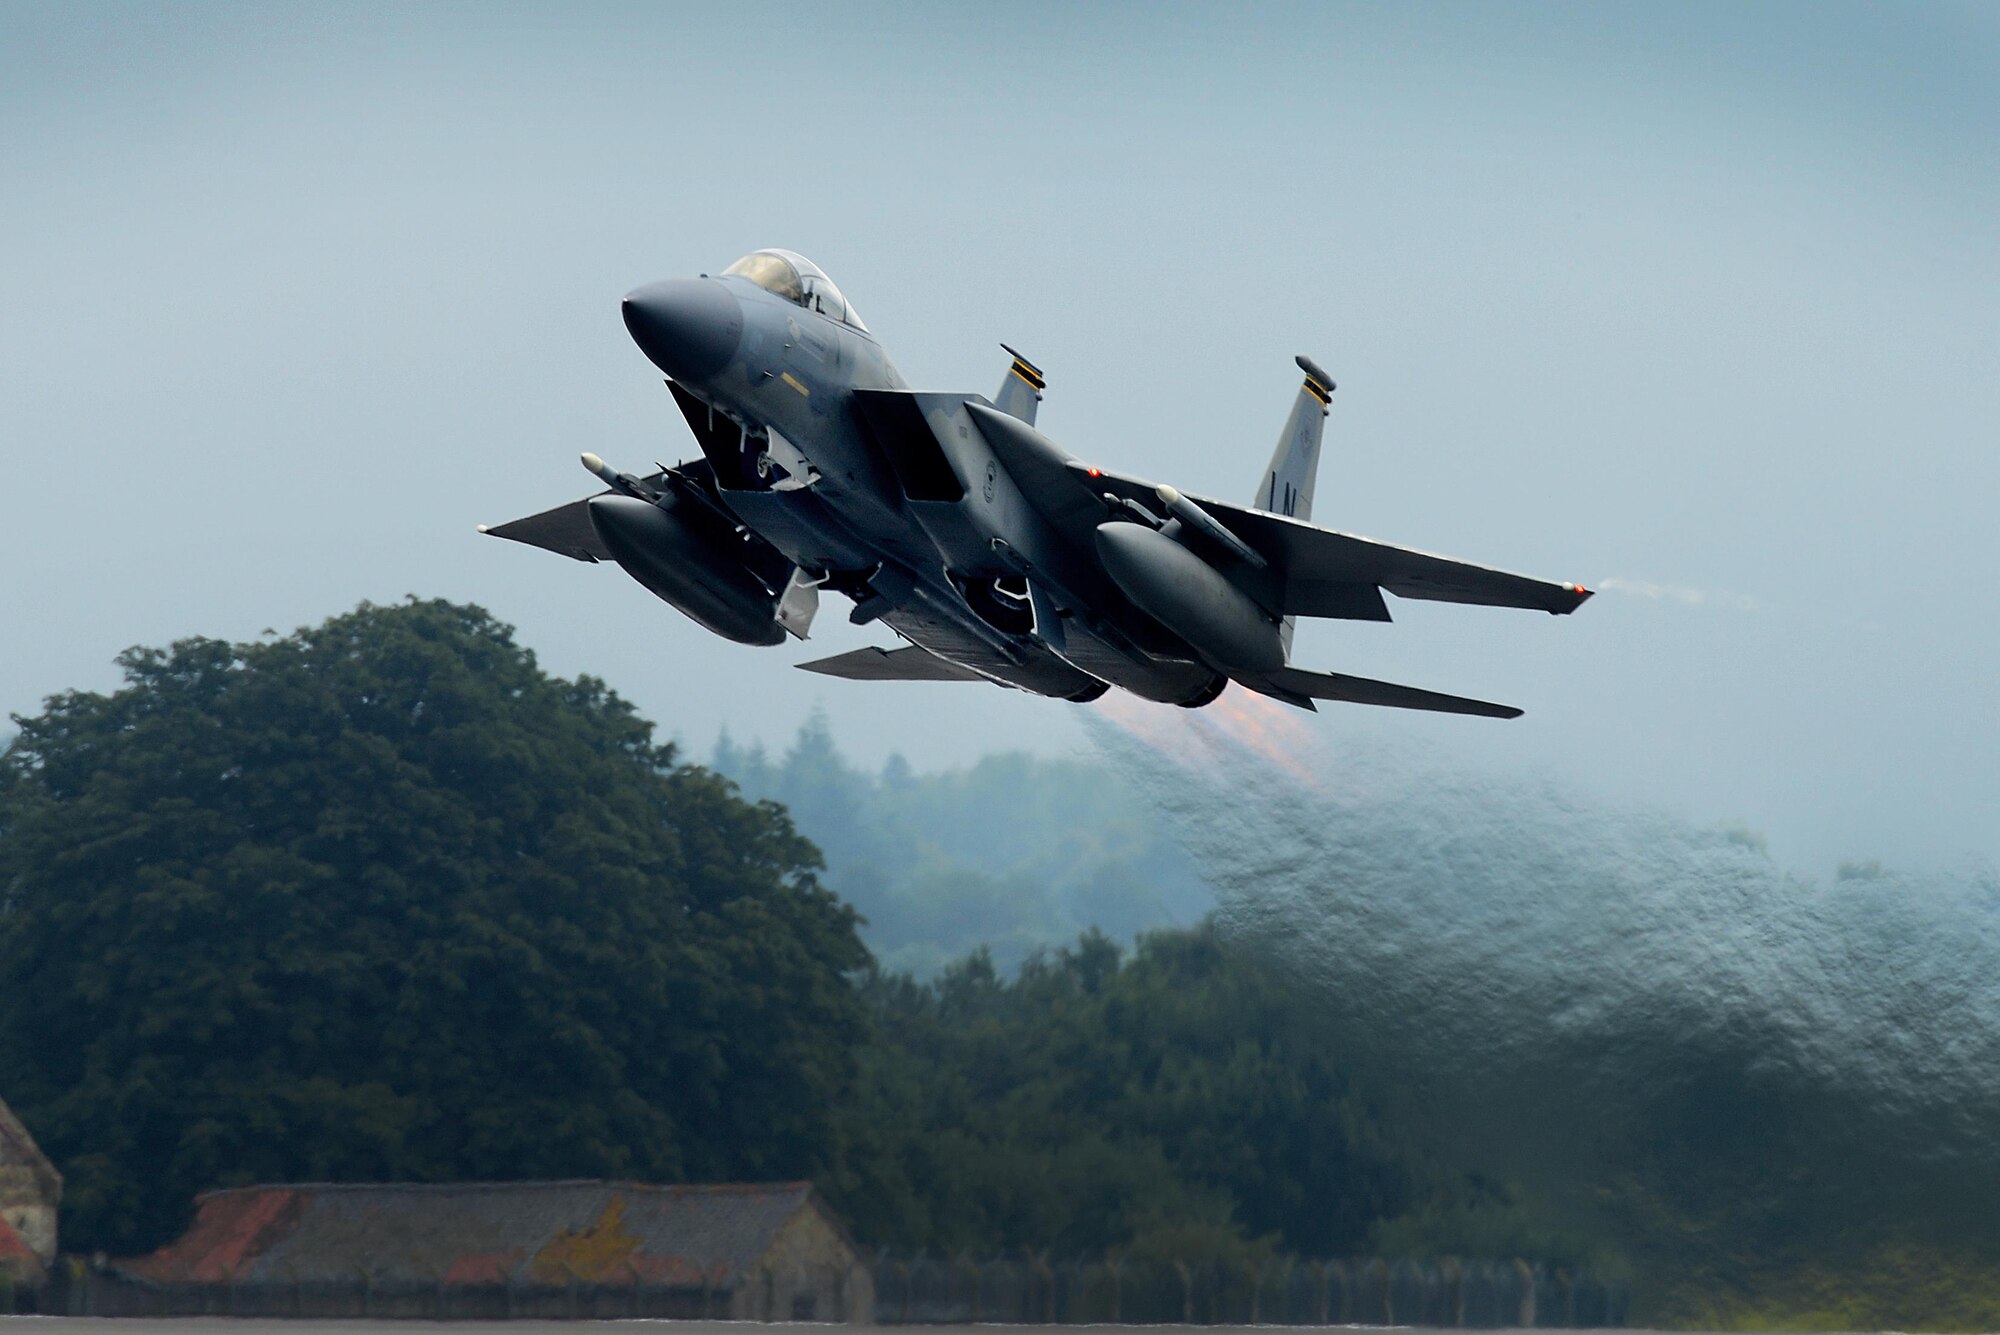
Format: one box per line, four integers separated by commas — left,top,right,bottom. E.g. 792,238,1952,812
52,1273,737,1321
869,1253,1625,1327
46,1252,1625,1325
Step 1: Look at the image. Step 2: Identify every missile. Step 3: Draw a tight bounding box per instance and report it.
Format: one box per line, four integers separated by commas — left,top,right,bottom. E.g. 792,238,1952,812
1154,485,1268,569
1094,521,1283,674
1102,493,1166,528
580,452,657,501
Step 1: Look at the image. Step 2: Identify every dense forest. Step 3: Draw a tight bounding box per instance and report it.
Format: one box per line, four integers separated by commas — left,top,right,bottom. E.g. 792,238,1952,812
3,599,1997,1328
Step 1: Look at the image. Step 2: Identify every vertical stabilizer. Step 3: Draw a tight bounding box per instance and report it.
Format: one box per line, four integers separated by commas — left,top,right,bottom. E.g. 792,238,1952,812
1255,355,1333,522
1256,355,1333,657
993,343,1045,426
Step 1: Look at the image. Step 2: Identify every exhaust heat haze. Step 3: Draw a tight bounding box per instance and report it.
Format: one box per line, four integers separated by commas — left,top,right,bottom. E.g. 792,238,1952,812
1086,696,2000,1253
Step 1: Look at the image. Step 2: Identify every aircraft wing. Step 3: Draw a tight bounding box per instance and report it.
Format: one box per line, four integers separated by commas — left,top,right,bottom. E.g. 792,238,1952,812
1067,462,1591,617
479,463,712,566
796,645,987,683
479,495,610,563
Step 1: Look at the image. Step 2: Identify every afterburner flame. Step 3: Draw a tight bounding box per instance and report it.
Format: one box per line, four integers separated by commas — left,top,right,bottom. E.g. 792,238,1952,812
1091,684,1316,781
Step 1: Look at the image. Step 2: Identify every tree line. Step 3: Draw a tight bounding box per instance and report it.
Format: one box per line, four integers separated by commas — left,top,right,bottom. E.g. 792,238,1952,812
0,600,1533,1265
4,599,1996,1328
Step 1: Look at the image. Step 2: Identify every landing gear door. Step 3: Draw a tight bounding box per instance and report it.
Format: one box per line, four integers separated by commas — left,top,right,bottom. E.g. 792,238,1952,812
1029,580,1067,650
757,427,822,492
775,567,823,640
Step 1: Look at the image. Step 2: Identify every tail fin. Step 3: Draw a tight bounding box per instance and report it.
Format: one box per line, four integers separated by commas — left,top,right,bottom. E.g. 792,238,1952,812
1257,355,1333,656
993,343,1045,426
1255,354,1333,521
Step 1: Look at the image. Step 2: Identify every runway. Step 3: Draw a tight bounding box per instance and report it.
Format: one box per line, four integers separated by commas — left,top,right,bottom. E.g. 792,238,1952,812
0,1322,1829,1335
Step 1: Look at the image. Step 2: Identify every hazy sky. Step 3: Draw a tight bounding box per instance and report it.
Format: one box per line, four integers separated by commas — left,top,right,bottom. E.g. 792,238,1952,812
3,2,1995,873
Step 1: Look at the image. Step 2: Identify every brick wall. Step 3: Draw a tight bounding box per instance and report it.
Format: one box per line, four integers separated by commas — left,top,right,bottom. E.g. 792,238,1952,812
736,1201,871,1322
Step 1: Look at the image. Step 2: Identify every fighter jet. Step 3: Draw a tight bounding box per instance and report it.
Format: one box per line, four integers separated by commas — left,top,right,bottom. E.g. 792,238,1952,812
483,249,1590,717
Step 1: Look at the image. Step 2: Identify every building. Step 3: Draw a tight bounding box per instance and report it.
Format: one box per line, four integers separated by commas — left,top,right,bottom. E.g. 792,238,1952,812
0,1095,61,1289
97,1180,870,1320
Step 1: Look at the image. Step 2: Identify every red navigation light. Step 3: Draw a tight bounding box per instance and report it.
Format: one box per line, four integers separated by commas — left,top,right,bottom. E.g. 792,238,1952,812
1087,467,1102,478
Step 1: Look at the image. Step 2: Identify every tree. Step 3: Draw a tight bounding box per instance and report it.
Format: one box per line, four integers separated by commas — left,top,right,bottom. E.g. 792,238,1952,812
0,599,867,1254
825,926,1504,1260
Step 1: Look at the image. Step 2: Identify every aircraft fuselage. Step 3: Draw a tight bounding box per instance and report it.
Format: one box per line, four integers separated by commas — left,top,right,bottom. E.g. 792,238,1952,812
623,269,1219,705
486,248,1590,719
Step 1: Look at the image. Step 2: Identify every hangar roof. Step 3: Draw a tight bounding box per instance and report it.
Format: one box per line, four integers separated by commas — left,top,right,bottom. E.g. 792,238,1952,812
116,1180,850,1288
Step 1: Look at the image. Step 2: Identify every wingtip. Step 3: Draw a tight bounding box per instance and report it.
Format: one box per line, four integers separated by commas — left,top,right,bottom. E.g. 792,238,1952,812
1549,583,1593,614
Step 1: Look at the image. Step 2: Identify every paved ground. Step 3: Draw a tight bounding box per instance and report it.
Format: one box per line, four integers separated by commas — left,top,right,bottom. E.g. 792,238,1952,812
0,1323,1812,1334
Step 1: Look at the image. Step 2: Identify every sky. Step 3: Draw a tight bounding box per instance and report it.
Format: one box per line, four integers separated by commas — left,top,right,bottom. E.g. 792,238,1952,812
3,2,1995,874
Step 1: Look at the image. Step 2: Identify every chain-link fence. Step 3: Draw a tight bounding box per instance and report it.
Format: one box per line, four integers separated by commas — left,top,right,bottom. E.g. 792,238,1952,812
49,1251,1625,1324
869,1252,1626,1326
54,1273,736,1320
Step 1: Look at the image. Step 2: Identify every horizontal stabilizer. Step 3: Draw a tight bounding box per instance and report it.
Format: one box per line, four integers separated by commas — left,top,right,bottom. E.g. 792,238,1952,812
796,645,986,683
1248,665,1522,719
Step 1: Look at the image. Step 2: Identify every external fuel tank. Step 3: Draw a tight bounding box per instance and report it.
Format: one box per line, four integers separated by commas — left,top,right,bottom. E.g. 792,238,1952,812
1093,521,1284,674
586,494,789,647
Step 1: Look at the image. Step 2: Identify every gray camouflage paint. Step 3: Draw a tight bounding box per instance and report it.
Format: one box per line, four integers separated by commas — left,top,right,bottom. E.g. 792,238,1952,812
488,250,1588,716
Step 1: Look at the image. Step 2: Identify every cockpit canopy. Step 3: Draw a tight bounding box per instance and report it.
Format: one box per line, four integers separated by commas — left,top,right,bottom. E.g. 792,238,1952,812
722,249,868,332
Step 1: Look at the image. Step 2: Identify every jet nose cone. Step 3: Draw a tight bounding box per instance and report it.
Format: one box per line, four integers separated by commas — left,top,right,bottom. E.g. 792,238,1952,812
621,278,742,381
